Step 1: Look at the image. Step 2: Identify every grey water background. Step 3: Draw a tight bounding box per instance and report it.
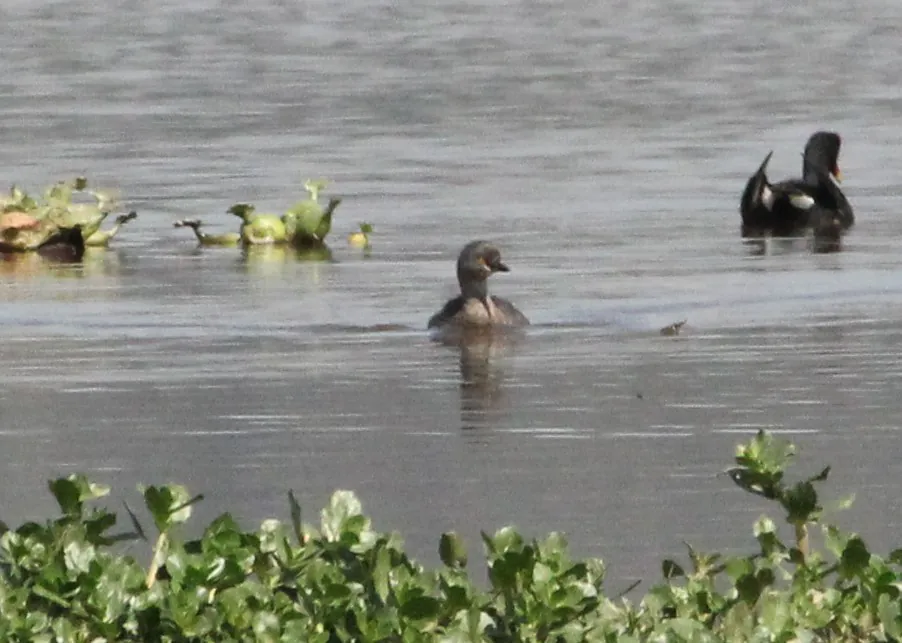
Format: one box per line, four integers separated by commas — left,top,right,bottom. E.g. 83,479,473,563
3,0,902,586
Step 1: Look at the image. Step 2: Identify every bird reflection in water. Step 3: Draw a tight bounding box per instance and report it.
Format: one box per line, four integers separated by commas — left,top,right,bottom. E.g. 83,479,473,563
437,327,524,431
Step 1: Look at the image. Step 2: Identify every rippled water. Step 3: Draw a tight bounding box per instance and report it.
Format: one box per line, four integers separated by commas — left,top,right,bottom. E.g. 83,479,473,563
3,0,902,585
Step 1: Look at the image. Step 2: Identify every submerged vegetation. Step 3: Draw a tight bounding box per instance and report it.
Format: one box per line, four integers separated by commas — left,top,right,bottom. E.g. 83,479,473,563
2,431,900,641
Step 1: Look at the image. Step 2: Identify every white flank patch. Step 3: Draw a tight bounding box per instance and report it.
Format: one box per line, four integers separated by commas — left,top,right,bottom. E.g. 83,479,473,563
789,193,816,210
761,184,775,210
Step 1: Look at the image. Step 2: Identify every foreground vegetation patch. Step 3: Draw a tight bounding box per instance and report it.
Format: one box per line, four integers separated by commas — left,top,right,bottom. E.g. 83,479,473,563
2,431,900,642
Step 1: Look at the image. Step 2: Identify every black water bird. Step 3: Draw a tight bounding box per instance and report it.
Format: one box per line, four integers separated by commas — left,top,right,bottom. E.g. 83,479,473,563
740,131,853,240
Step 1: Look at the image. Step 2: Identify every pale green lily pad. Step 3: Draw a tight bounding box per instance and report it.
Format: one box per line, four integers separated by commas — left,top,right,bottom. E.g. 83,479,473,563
229,203,288,244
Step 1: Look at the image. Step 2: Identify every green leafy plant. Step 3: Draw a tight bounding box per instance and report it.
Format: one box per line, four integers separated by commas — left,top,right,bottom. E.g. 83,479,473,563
2,432,901,641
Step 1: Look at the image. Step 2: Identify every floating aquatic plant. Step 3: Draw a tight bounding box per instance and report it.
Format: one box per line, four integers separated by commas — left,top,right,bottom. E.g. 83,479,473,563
0,177,134,253
348,222,374,249
283,179,342,245
227,178,344,252
228,203,288,245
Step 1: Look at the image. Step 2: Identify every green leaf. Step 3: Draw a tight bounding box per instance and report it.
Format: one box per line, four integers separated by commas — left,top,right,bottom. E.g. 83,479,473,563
683,541,720,578
83,510,117,545
440,608,490,643
735,430,795,473
735,573,763,603
321,490,363,542
324,582,352,601
784,481,820,523
488,552,522,591
228,203,255,218
203,513,242,552
288,490,303,546
48,475,110,517
313,199,338,241
486,526,523,556
532,561,553,587
824,525,848,558
48,478,81,516
439,532,468,569
759,593,791,636
399,595,441,621
286,195,340,244
663,618,711,640
879,594,902,639
141,484,201,532
253,611,280,641
32,583,71,608
440,584,470,614
662,559,685,579
63,540,96,574
753,516,777,538
840,536,870,576
373,545,391,602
